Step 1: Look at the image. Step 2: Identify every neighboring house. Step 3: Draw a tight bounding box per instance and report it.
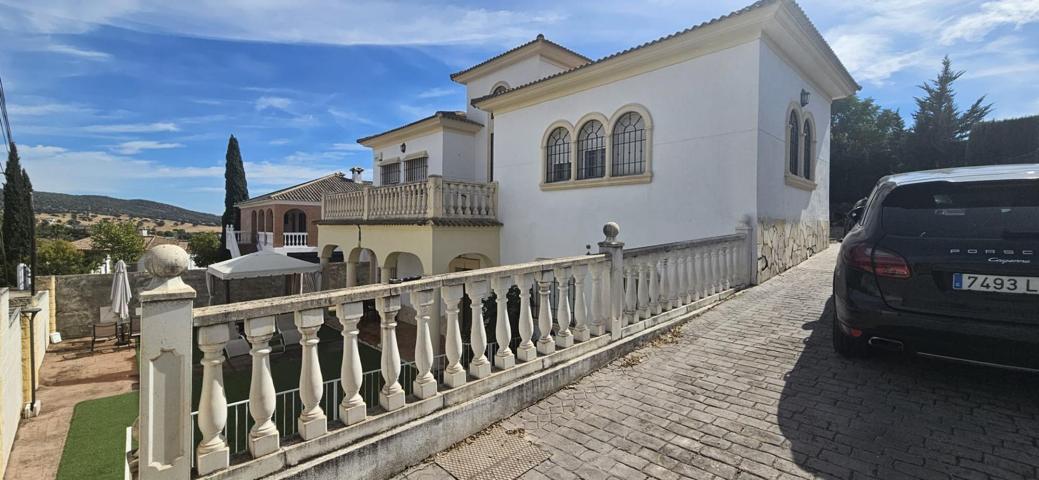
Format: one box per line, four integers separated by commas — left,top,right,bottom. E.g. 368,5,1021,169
236,171,365,261
73,230,198,273
319,0,858,286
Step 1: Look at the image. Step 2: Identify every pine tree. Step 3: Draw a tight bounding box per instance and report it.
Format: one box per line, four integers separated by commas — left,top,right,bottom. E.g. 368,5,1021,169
906,56,992,170
221,135,249,253
2,143,35,284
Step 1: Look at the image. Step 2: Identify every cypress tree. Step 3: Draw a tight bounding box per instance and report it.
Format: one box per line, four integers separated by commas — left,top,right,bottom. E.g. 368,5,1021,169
221,135,249,252
2,143,35,284
906,56,992,170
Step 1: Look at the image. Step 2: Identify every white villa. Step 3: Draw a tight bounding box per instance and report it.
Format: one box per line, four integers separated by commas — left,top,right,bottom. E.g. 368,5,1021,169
318,0,858,287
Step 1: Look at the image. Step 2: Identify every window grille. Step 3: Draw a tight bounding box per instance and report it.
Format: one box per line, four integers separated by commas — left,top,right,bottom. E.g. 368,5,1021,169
802,120,812,180
545,127,571,183
611,112,645,177
577,120,606,179
404,157,428,183
788,111,799,175
381,163,400,185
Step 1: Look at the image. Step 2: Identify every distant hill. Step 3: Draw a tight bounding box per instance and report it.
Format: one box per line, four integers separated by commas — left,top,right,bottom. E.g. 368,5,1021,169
26,192,220,225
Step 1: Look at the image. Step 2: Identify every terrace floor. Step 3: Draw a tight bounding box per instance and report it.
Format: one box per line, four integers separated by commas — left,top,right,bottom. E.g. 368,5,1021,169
395,246,1039,480
4,338,136,480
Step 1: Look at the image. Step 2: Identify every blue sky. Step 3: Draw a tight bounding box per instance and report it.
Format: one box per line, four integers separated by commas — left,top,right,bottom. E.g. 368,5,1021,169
1,0,1037,214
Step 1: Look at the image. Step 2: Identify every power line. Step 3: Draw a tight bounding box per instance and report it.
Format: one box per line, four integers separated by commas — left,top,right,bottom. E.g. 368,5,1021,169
0,71,11,157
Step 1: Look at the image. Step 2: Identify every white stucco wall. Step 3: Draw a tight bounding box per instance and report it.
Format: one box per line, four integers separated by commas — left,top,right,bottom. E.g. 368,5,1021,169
441,130,477,181
0,290,21,478
493,41,762,264
372,131,443,185
755,40,831,223
465,55,573,183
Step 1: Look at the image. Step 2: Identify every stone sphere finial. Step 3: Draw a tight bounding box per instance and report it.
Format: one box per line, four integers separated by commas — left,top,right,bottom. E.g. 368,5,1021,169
603,222,620,242
143,245,190,279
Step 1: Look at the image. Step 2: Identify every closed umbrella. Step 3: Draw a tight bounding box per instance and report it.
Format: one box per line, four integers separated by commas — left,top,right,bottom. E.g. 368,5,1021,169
111,260,132,322
226,225,241,258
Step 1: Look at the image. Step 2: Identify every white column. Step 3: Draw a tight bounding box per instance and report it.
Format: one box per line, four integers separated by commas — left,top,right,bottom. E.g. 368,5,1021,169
195,324,229,476
678,253,690,305
598,222,625,338
294,308,326,440
623,266,637,324
649,256,661,315
588,264,605,336
513,273,537,362
413,289,438,399
637,261,649,320
245,316,279,458
337,302,366,425
711,248,720,295
686,252,696,302
377,295,405,411
572,265,590,342
492,276,515,370
535,276,555,355
669,253,680,309
467,280,492,378
553,268,574,348
441,285,467,387
696,251,705,299
138,246,195,480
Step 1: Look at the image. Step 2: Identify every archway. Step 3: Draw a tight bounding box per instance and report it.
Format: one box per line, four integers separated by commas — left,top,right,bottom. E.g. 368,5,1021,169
283,209,307,233
346,247,378,286
257,210,265,232
383,252,424,282
266,209,274,232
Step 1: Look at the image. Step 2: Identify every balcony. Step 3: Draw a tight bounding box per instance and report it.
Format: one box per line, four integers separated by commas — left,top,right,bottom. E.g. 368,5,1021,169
322,175,498,224
283,232,308,247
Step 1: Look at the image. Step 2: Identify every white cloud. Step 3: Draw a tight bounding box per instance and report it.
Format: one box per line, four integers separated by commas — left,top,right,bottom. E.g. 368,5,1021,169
327,108,379,127
941,0,1039,45
7,102,92,116
330,143,367,152
416,87,456,98
112,140,184,155
45,43,111,59
255,96,293,111
268,138,291,145
83,122,180,133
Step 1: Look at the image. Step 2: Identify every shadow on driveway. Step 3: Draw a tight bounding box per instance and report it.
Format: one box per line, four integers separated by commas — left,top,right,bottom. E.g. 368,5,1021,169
777,298,1039,479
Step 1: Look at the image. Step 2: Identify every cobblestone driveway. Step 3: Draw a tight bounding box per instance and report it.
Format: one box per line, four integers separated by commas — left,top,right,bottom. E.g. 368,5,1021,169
397,246,1039,480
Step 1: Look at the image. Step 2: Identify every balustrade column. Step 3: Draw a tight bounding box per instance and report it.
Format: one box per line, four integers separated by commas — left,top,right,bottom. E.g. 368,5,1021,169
678,253,690,305
598,222,625,337
668,254,680,309
726,243,735,289
589,263,605,336
623,266,637,324
696,251,706,299
573,265,590,342
536,276,555,355
722,245,731,290
711,248,720,295
413,289,438,399
637,261,649,319
467,280,492,378
686,252,696,302
195,324,229,475
337,302,367,425
554,268,574,348
245,316,279,458
295,309,327,439
492,277,515,369
659,257,670,311
441,285,467,387
514,273,537,361
649,256,661,315
377,295,405,410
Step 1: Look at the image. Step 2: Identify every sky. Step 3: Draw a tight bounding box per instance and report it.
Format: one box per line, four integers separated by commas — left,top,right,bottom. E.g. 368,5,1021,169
0,0,1037,214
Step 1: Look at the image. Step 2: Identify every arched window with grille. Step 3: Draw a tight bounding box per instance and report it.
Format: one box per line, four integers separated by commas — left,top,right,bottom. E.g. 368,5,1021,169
788,110,800,175
577,120,605,179
802,120,812,180
545,127,572,183
492,85,508,96
611,112,645,176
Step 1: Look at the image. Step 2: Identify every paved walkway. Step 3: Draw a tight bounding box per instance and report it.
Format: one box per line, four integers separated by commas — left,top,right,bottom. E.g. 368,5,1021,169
4,338,136,480
395,246,1039,480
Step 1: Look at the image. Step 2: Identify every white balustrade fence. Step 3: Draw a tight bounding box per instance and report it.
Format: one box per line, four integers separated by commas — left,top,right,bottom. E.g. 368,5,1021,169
282,232,308,247
130,222,750,479
322,175,498,222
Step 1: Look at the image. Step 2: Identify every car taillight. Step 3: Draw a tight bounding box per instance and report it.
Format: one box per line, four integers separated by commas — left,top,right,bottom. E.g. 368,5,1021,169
845,244,911,278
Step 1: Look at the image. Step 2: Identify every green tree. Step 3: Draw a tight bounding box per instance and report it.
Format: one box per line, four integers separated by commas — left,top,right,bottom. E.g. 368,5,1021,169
221,135,249,256
905,56,992,170
90,220,146,265
965,115,1039,165
830,95,906,207
188,232,224,268
37,239,98,275
3,143,35,285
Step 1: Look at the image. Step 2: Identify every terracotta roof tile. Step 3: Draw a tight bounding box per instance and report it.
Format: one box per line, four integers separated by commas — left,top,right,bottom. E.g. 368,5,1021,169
356,111,482,144
239,172,363,205
449,34,591,81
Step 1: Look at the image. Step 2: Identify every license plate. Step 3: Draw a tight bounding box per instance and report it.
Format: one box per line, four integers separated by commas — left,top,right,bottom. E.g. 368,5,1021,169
953,273,1039,295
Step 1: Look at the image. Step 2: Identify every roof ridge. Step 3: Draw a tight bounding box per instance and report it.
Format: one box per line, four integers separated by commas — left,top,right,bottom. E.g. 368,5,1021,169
357,111,483,144
450,34,591,81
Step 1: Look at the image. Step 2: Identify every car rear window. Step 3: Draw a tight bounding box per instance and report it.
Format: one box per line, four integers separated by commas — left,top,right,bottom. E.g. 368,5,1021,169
881,179,1039,239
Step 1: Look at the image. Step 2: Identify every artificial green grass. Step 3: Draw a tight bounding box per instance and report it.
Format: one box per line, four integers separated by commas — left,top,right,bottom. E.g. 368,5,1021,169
56,391,139,480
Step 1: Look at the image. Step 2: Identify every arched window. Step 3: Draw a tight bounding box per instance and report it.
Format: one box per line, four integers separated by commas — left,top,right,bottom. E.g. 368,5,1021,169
250,210,257,235
266,209,274,232
802,120,812,180
545,127,571,183
492,85,508,96
788,110,800,175
611,112,646,176
257,210,264,232
577,120,605,179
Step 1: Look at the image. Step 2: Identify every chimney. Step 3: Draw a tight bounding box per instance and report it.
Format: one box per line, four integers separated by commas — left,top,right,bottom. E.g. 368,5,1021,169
349,167,364,182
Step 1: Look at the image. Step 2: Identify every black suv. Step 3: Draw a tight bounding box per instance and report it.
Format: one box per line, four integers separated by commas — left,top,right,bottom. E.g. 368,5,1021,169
833,164,1039,371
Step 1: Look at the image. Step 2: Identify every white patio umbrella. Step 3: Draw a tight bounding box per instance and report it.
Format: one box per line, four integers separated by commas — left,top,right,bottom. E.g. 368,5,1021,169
225,225,241,258
110,260,132,321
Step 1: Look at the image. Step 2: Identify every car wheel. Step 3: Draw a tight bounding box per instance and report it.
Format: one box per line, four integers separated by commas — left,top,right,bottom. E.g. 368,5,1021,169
832,308,866,358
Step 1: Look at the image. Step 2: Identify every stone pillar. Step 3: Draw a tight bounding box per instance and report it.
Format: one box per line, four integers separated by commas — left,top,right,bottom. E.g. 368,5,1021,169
535,276,555,355
377,295,405,411
337,302,366,425
413,289,438,399
138,245,195,480
195,324,230,475
492,276,515,369
294,308,326,440
244,315,279,458
735,220,754,286
553,268,573,348
345,261,358,288
649,255,661,315
588,264,605,336
637,262,649,320
513,273,537,362
572,265,590,342
623,266,637,325
597,222,624,339
441,285,467,388
467,280,492,378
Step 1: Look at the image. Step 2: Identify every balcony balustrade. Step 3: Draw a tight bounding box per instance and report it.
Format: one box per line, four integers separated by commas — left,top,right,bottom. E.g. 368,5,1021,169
129,222,751,479
283,232,308,247
322,175,498,222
